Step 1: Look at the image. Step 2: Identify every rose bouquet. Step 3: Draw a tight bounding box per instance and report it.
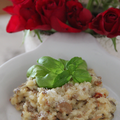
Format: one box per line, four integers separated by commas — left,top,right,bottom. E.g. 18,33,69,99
3,0,120,51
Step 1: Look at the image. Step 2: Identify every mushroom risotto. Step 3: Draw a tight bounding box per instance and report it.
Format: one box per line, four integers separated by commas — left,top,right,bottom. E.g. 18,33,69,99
10,69,116,120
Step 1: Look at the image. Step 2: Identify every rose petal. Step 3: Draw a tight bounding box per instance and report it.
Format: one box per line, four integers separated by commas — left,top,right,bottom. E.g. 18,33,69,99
42,6,53,18
3,6,15,15
58,0,66,6
66,1,83,12
34,25,51,30
89,14,105,35
104,11,118,23
40,14,50,25
104,21,116,32
51,6,66,23
47,1,57,9
13,4,21,15
107,17,120,38
79,8,93,24
67,12,77,27
6,15,26,33
102,7,120,17
67,1,92,31
36,0,51,25
36,0,66,28
36,0,45,15
19,7,37,21
51,16,81,32
26,14,51,30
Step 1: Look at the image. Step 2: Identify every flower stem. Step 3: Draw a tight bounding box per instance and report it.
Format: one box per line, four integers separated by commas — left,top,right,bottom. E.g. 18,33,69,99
85,29,94,35
86,0,94,12
34,30,42,42
111,37,117,52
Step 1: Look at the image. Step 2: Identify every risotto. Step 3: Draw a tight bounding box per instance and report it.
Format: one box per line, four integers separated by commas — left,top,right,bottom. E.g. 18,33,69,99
10,69,116,120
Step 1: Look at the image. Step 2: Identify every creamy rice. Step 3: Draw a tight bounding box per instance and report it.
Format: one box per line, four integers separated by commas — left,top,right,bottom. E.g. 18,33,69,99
10,69,116,120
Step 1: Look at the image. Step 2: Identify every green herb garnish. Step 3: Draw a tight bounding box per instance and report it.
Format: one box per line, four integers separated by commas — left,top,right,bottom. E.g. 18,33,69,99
27,56,92,88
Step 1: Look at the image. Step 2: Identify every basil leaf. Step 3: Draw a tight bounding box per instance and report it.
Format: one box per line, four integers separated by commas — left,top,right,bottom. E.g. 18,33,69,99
66,57,83,68
37,56,64,74
78,60,87,70
72,69,92,83
27,56,91,89
27,65,49,78
66,57,87,71
67,64,76,74
58,58,68,69
36,72,57,88
53,70,71,88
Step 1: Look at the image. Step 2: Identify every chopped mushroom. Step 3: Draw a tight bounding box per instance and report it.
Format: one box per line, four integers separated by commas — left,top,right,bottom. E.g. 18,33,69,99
57,102,72,114
56,112,64,120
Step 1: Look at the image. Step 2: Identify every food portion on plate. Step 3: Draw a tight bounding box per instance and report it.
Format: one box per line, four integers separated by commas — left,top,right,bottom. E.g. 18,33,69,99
10,56,116,120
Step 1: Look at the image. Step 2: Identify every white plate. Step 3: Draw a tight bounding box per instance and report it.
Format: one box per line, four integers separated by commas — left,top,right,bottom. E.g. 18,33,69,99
0,32,120,120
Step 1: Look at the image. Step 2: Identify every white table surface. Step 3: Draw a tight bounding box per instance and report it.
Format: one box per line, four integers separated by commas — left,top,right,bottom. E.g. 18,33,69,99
0,15,120,66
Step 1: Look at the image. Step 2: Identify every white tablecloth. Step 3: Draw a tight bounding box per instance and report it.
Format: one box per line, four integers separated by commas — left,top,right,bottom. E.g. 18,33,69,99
0,15,120,66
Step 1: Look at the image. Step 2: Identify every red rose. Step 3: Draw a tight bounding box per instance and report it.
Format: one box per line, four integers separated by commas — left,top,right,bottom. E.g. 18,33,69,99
89,7,120,38
3,5,27,32
4,0,93,33
21,0,51,31
36,0,83,32
51,0,92,32
3,0,36,32
66,1,93,31
36,0,66,31
3,0,51,32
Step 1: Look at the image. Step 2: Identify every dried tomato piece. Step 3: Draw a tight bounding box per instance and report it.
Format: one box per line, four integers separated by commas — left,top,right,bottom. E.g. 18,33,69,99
94,81,102,86
93,93,103,98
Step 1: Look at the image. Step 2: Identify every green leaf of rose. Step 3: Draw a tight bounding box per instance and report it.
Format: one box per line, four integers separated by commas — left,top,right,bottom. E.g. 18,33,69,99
72,69,92,83
37,56,64,74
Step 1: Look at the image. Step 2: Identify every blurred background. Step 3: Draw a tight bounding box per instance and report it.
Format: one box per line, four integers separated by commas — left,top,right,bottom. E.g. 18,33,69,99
0,0,12,15
0,0,25,66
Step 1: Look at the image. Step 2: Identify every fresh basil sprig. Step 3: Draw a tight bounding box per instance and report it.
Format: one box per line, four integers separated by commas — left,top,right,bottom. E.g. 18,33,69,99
27,56,92,88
